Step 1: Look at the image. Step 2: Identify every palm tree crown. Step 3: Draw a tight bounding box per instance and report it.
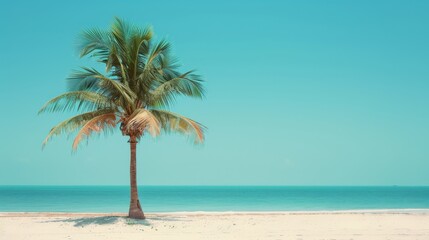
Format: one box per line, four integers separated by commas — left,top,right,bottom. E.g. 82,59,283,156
39,17,205,149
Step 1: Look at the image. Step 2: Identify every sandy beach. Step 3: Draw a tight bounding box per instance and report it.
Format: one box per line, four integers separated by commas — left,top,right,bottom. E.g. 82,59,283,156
1,211,429,240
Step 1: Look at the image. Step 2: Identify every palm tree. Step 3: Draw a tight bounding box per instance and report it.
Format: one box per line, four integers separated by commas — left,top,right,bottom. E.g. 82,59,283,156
39,17,205,219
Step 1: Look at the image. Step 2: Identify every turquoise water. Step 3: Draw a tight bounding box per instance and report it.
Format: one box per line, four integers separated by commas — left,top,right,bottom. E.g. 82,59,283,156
0,186,428,212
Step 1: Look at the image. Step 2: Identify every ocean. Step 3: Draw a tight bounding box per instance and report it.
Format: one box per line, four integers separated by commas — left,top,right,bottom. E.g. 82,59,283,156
0,186,428,212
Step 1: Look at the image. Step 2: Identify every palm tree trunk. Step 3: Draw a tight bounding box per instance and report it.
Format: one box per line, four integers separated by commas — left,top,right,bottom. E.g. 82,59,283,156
128,135,145,219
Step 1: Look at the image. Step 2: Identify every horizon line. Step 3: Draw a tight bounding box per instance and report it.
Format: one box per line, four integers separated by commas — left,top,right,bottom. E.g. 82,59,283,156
1,184,429,187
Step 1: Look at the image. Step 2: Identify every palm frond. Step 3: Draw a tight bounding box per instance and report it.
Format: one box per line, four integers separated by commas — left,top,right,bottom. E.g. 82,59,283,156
110,17,131,82
78,28,111,59
150,109,205,143
156,54,180,78
149,70,205,107
67,69,101,92
38,91,111,114
128,26,153,90
111,17,129,55
146,39,170,67
68,67,137,108
136,27,152,56
125,108,160,137
73,112,117,149
42,109,115,148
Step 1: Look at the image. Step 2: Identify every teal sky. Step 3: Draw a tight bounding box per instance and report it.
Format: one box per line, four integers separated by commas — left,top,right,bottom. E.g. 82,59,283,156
0,0,428,186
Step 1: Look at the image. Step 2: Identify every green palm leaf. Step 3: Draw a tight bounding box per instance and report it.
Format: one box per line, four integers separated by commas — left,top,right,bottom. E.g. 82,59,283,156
79,28,111,59
68,67,137,108
38,91,111,114
149,70,204,107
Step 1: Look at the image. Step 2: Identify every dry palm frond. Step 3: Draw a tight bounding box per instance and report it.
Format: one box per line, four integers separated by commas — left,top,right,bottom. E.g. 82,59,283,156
42,109,115,148
72,112,117,149
125,109,160,137
151,109,205,143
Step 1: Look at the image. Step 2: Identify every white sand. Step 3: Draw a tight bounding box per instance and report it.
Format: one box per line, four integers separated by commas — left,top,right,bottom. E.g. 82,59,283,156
1,211,429,240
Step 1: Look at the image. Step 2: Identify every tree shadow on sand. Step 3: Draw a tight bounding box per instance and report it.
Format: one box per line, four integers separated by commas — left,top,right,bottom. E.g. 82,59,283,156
46,215,184,227
47,216,150,227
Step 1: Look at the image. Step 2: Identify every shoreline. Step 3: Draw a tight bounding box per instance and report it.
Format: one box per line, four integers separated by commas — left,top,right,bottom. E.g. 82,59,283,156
2,209,429,217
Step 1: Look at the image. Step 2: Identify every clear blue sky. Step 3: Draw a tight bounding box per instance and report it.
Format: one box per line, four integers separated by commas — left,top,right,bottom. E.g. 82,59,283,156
0,0,428,186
